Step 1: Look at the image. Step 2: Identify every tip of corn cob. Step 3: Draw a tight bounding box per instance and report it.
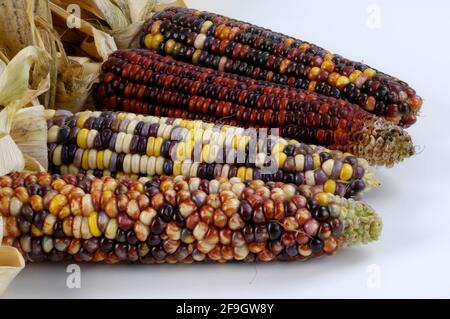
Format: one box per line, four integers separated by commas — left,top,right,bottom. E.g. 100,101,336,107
350,118,415,167
362,169,380,192
335,196,382,247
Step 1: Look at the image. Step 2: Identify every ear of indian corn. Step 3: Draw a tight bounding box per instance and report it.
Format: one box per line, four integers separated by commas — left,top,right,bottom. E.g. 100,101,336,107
0,172,382,263
141,7,422,127
93,49,414,167
44,109,379,199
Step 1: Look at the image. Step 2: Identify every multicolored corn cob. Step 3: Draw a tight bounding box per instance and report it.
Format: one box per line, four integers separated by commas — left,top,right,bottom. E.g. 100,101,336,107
45,109,379,199
93,49,414,167
141,7,422,127
0,172,382,263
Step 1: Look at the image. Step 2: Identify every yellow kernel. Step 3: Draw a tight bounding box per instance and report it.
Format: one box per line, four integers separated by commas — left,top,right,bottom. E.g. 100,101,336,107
324,53,333,61
271,142,285,154
146,136,155,156
180,119,188,128
315,192,330,205
185,140,194,159
232,135,240,149
76,128,89,149
81,150,89,170
299,43,310,52
192,49,202,64
308,67,321,80
150,33,164,50
335,76,350,89
275,152,287,169
340,163,353,181
173,160,182,176
97,151,104,170
324,180,336,194
245,167,253,181
76,113,89,128
30,195,43,212
312,153,321,169
279,59,291,74
363,68,376,78
284,38,295,46
308,81,317,92
88,212,102,237
164,39,176,55
321,60,335,72
349,70,363,83
49,194,68,216
288,139,299,144
237,166,246,181
200,144,210,163
144,34,153,49
176,142,186,160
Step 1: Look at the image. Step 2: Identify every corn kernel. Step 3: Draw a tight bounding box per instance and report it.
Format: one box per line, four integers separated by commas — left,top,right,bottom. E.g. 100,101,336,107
237,166,246,181
340,163,353,181
88,212,102,237
274,152,287,169
312,153,321,169
150,33,164,50
49,194,68,216
349,70,363,83
315,192,330,205
97,151,104,170
144,34,153,49
363,68,376,78
308,67,321,80
146,136,155,156
336,76,350,90
324,179,336,194
76,128,89,149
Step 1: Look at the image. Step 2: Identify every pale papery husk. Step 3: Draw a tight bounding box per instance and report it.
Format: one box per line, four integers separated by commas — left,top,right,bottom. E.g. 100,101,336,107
0,0,58,108
51,0,186,49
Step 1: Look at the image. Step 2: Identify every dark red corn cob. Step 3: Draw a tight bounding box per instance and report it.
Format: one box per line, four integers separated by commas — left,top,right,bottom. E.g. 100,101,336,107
94,49,413,167
140,7,422,127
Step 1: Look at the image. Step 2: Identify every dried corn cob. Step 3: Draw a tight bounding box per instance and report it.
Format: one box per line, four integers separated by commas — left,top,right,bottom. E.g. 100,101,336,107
45,109,379,199
0,172,382,263
93,49,414,167
141,7,422,127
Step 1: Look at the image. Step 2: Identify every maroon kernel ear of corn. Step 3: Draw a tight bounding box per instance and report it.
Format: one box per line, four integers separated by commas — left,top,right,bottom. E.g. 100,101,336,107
44,109,379,199
0,172,382,263
141,7,422,127
93,49,414,167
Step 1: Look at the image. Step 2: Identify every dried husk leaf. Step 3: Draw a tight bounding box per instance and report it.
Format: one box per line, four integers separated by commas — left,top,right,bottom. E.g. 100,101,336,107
154,0,186,11
0,0,57,108
50,2,117,60
0,44,50,176
10,105,48,170
0,244,26,296
56,56,101,112
35,14,104,112
56,0,130,30
51,0,185,49
0,46,50,110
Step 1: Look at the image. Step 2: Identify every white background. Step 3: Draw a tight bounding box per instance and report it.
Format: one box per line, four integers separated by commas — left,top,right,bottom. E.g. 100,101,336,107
3,0,450,298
